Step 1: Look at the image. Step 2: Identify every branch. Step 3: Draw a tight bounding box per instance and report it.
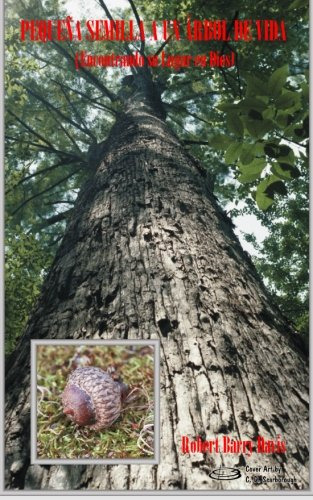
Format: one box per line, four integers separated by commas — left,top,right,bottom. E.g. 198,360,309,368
5,135,82,160
173,76,205,87
11,168,81,216
276,133,307,149
220,67,238,97
128,0,145,55
5,135,60,153
53,116,84,153
98,0,114,20
172,91,220,105
36,209,74,229
8,109,54,149
167,115,213,147
51,79,117,115
5,159,78,194
51,40,118,101
222,41,242,98
59,86,91,137
97,0,137,64
167,112,188,132
166,102,212,125
220,12,242,98
48,234,63,246
22,81,86,150
154,33,174,57
25,48,69,73
44,199,76,206
47,110,89,152
221,11,239,55
183,140,210,145
21,83,96,140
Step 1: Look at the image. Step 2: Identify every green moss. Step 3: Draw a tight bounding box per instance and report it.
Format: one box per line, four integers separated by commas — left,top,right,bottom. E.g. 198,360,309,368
36,345,155,460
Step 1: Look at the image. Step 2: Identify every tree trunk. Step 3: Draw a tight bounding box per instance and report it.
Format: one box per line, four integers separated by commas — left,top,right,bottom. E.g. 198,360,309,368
5,79,309,491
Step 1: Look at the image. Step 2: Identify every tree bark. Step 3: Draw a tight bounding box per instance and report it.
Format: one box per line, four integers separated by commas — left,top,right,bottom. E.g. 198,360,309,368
5,80,309,491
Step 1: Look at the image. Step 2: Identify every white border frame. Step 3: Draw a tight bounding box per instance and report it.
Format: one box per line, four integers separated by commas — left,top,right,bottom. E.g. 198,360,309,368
1,0,312,496
31,339,160,466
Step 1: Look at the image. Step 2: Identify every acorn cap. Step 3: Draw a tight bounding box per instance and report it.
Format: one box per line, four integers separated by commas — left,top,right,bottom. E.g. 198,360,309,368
62,366,123,430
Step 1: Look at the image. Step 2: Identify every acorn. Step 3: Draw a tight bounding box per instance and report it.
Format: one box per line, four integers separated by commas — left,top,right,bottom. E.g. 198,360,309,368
62,366,129,431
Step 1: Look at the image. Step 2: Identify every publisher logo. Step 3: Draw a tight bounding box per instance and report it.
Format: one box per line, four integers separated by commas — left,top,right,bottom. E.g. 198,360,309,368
209,466,241,481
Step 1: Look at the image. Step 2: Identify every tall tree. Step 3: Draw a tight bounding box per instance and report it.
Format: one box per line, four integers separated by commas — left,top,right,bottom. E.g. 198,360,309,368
5,0,309,491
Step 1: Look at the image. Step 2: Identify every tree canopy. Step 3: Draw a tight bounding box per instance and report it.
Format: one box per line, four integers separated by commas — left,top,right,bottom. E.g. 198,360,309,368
5,0,309,352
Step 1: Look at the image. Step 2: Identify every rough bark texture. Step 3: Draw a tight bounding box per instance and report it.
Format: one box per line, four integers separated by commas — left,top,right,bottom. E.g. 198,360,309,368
5,80,309,491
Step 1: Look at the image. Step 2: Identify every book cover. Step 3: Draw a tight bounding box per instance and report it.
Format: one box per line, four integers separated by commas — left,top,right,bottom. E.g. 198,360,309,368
3,0,310,494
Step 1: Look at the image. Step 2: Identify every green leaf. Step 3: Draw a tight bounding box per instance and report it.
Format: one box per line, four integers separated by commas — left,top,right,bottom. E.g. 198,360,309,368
210,134,232,150
255,190,274,210
271,162,301,180
264,142,293,160
248,109,263,120
275,111,294,128
239,157,266,172
275,91,298,110
225,142,242,164
268,65,289,98
245,74,270,97
279,145,292,156
265,180,287,197
217,102,239,112
237,173,258,183
294,125,307,139
288,0,307,9
244,118,273,139
277,148,295,166
262,107,275,120
255,174,285,210
240,145,255,165
254,142,265,155
238,158,266,183
237,97,267,112
226,113,244,136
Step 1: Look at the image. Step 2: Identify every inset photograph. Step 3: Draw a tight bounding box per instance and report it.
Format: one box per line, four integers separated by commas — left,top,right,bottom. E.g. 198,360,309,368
31,340,159,464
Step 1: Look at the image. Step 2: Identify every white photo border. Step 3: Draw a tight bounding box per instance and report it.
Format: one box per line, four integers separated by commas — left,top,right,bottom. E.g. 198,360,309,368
31,339,160,466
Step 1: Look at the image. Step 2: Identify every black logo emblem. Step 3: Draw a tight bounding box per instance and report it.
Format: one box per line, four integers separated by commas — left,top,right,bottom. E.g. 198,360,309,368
209,466,241,480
